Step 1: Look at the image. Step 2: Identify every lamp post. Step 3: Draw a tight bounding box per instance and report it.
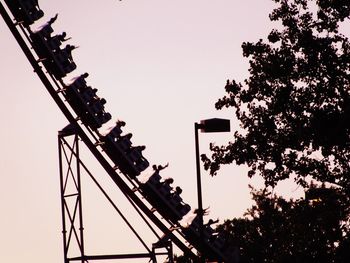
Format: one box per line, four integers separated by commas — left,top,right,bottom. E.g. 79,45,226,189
194,118,230,262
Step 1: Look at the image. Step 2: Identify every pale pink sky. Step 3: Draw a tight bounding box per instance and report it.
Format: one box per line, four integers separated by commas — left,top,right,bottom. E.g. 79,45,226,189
0,0,331,262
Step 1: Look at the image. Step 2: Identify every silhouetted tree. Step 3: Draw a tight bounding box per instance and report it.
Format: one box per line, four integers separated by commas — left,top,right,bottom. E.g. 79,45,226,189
218,185,350,263
199,1,350,261
202,0,350,191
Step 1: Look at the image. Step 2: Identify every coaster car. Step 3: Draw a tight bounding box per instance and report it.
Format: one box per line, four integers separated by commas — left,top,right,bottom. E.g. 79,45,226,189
5,0,44,26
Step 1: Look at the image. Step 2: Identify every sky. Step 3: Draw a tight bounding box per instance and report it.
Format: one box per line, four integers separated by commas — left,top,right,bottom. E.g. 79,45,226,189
0,0,317,262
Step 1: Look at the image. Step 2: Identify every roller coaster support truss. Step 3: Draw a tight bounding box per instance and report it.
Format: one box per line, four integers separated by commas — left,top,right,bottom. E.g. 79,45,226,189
58,125,85,263
58,124,174,263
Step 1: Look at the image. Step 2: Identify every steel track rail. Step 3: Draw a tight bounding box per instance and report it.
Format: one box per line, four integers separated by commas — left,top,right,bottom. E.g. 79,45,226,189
0,2,199,261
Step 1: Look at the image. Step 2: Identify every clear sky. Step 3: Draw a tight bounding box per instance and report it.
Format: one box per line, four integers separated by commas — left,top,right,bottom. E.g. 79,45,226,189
0,0,326,262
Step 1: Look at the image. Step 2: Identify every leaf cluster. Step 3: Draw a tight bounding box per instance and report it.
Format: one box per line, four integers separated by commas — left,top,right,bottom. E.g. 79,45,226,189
203,0,350,190
218,185,350,263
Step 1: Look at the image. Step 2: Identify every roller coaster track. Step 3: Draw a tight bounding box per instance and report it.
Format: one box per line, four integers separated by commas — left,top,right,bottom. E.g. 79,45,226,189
0,1,237,262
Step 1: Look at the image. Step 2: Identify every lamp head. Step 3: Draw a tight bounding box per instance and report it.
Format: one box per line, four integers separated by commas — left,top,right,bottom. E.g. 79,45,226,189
199,118,230,133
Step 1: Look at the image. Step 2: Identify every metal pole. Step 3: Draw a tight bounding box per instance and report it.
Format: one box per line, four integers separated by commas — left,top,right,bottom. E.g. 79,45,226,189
194,123,205,262
58,135,69,263
75,135,85,263
195,123,203,220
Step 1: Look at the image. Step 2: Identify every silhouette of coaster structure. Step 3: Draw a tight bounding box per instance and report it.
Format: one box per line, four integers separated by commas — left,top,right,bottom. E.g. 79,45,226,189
0,1,238,262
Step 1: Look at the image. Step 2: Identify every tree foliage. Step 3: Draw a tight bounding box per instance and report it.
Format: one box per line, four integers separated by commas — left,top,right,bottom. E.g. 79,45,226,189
219,185,350,263
202,0,350,190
